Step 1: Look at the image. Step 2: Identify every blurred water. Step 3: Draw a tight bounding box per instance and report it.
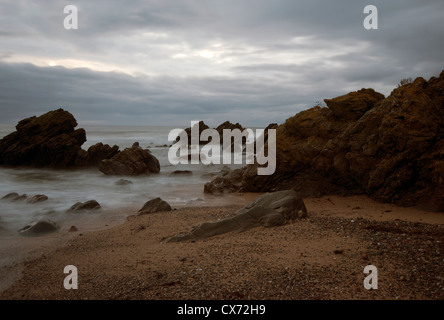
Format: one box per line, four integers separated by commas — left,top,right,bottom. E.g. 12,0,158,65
0,125,248,235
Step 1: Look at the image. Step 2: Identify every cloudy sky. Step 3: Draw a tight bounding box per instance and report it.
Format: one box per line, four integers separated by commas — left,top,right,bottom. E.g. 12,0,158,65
0,0,443,127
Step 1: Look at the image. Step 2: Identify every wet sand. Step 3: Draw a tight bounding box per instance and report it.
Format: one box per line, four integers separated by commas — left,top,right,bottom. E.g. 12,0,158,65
0,194,443,300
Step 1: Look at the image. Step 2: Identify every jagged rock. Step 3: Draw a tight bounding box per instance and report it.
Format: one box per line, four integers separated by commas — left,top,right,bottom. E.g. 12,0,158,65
165,190,307,242
98,142,160,176
324,88,384,121
176,121,210,145
67,200,101,212
0,108,86,168
138,197,172,215
204,71,444,211
26,194,48,204
75,142,120,167
215,121,244,135
18,219,60,236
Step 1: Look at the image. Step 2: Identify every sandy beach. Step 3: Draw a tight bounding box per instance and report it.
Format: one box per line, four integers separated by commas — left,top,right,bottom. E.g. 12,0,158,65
0,193,442,300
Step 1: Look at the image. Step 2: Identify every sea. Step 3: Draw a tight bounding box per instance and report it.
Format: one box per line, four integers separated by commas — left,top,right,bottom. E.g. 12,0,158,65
0,125,252,238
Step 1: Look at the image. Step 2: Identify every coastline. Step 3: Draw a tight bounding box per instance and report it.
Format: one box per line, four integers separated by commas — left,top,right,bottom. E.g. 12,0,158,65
0,193,442,300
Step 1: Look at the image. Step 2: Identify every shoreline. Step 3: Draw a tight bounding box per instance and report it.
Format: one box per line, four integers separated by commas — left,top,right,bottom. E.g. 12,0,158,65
0,193,443,299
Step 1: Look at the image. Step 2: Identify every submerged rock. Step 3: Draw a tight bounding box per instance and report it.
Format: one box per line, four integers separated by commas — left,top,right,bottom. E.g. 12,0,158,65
138,197,172,215
27,194,49,204
171,170,192,175
115,179,133,185
67,200,101,212
98,142,160,176
18,219,60,236
1,192,20,200
165,190,307,242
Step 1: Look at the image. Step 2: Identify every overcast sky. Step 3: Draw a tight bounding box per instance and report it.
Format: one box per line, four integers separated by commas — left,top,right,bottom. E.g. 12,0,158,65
0,0,443,127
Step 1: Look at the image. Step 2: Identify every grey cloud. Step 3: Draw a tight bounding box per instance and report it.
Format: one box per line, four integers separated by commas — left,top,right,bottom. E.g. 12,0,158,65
0,0,443,129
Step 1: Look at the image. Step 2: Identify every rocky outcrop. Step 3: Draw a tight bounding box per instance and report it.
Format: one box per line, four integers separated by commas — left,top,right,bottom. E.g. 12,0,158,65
205,71,444,211
18,219,60,236
138,197,172,215
176,120,247,147
0,108,122,169
98,142,160,176
0,109,86,168
215,121,244,135
165,190,307,242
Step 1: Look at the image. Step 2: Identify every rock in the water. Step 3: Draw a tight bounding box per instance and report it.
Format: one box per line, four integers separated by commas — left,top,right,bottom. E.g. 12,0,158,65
115,179,133,185
12,194,27,202
204,70,444,211
26,194,49,204
165,190,307,242
138,197,172,215
67,200,101,212
171,170,192,175
0,108,86,168
176,121,210,145
1,192,28,201
215,121,244,136
75,142,120,167
18,219,60,236
1,192,19,200
98,142,160,176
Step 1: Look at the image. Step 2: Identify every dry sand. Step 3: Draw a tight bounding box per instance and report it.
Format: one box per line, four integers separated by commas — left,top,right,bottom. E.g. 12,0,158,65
0,193,443,300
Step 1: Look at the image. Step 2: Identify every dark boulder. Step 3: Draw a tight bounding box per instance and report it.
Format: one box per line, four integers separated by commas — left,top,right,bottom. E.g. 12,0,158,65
67,200,101,212
18,219,60,236
75,142,120,167
0,109,86,168
138,197,172,215
98,142,160,176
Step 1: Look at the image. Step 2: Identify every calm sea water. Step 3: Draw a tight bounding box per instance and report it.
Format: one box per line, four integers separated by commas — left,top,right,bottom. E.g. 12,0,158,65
0,125,248,236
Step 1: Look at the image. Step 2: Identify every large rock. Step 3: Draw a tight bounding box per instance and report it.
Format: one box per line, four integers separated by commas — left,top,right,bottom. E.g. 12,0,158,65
204,70,444,211
138,197,172,215
98,142,160,176
18,219,60,236
165,190,307,242
75,142,120,167
0,108,86,168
